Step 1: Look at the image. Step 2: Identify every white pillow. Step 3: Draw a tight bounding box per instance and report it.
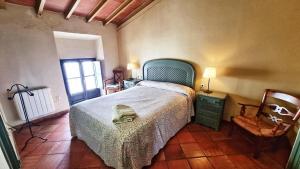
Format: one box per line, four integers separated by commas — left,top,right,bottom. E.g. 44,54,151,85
137,80,195,100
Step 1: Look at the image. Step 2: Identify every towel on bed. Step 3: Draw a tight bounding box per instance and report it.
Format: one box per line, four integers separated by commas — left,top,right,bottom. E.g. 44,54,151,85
112,104,137,124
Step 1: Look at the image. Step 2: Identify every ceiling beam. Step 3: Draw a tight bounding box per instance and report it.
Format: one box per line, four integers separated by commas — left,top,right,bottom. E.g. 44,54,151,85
65,0,81,19
118,0,154,26
0,0,5,9
104,0,135,26
35,0,46,16
86,0,109,23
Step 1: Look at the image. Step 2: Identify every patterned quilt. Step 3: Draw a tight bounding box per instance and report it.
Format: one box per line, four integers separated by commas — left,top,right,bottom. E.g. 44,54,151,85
69,82,195,169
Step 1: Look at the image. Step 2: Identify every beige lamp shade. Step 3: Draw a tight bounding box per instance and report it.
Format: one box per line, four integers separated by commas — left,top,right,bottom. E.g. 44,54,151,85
203,67,216,78
127,63,139,70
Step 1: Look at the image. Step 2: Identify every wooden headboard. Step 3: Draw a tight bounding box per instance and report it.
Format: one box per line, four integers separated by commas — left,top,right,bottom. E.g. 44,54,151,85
143,59,195,88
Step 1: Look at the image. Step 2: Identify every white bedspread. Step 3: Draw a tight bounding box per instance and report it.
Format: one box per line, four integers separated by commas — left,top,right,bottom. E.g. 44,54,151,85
69,83,194,169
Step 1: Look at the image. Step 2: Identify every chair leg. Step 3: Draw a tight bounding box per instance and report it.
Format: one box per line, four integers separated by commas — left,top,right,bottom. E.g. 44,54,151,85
228,117,235,137
272,136,281,152
228,123,234,137
254,137,263,158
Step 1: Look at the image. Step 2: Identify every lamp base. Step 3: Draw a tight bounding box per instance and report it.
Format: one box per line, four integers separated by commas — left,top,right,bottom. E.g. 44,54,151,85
203,90,213,94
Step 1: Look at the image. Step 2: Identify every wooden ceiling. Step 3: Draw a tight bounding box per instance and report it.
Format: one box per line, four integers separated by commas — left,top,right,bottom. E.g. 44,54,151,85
5,0,154,26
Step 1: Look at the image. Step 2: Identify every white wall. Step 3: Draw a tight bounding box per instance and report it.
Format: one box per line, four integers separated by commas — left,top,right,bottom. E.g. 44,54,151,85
118,0,300,120
0,4,119,125
54,31,105,60
55,38,98,59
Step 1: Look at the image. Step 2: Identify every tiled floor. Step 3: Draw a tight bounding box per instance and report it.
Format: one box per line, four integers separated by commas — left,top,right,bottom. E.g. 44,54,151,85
14,113,291,169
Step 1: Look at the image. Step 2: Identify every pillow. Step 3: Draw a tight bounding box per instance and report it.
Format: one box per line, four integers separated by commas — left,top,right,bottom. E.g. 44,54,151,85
137,80,195,100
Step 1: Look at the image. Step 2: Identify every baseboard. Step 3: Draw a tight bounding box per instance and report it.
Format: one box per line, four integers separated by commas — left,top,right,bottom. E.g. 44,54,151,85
13,109,69,128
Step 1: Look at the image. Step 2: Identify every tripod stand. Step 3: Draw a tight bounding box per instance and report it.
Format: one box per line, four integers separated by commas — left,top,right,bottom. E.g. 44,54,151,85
7,84,47,151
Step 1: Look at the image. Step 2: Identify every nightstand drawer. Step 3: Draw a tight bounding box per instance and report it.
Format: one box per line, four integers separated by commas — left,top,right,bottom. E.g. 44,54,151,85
196,115,220,130
197,96,224,108
197,109,221,119
197,103,224,114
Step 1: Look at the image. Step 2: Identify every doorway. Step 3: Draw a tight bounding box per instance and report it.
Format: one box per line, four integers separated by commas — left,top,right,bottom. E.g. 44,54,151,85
60,58,102,105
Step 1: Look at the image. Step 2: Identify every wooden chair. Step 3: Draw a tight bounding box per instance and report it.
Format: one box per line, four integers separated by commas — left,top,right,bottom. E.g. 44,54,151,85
229,89,300,158
103,68,124,95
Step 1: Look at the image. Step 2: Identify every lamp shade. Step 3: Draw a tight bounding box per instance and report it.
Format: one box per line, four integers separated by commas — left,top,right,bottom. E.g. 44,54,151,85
127,63,139,70
203,67,216,78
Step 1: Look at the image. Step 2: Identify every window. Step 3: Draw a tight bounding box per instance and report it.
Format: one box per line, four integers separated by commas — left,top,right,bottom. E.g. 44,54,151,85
60,58,102,105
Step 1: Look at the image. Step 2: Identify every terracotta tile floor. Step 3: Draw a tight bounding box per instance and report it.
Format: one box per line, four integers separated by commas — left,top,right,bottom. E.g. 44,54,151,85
14,113,291,169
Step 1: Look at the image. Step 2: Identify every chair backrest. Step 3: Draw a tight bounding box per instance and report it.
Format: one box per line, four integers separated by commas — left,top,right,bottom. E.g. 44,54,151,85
258,89,300,133
113,68,124,83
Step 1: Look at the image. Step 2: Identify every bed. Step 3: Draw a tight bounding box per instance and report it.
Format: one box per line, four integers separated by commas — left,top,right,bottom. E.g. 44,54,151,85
69,59,196,169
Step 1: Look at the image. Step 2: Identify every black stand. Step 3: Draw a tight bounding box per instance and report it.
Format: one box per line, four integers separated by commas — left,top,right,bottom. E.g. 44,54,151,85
7,84,47,151
16,121,40,134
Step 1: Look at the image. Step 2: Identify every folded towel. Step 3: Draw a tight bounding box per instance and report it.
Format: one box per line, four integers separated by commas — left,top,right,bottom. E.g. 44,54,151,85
113,116,135,124
112,104,137,124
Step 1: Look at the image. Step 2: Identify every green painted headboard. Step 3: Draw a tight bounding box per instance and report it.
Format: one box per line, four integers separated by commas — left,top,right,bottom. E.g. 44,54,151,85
143,59,195,88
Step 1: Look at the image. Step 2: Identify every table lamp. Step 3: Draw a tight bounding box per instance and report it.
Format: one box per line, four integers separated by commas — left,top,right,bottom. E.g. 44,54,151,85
127,63,139,79
203,67,216,93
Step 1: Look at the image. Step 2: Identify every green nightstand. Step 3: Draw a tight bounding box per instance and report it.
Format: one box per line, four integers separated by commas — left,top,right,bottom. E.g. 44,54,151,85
123,79,141,89
195,91,227,131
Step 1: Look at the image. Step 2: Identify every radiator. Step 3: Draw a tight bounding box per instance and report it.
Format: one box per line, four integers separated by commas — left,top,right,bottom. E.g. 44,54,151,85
13,88,55,121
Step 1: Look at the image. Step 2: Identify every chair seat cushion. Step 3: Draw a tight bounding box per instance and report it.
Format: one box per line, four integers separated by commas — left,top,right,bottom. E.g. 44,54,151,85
233,115,285,137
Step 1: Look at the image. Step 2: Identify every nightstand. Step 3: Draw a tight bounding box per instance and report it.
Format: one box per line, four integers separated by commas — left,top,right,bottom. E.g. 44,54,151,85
123,79,142,89
195,91,227,131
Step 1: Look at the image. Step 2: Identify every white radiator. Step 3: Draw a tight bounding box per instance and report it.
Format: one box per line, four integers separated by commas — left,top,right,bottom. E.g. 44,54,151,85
13,88,55,121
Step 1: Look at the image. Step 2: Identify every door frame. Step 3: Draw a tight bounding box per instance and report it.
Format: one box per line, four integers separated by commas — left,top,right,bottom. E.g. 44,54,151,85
0,115,20,169
287,130,300,168
60,58,99,105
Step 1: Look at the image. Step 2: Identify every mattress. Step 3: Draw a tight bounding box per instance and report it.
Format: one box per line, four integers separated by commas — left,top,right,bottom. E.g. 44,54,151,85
69,82,194,169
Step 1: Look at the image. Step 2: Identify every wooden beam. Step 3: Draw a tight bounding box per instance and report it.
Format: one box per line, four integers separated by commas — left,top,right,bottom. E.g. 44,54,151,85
65,0,81,19
104,0,135,25
118,0,154,26
104,0,131,23
35,0,46,16
0,0,6,9
86,0,109,23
